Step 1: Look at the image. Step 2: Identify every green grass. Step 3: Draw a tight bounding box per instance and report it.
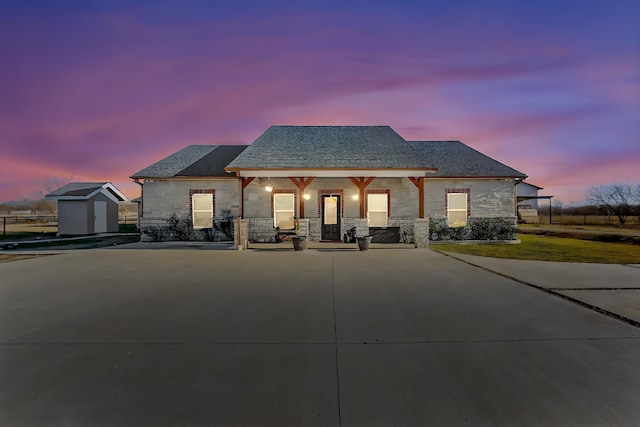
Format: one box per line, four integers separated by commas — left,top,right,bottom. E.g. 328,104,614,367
434,234,640,264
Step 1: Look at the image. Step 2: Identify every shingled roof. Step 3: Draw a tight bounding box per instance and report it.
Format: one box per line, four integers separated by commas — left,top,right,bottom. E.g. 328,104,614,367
46,182,127,203
409,141,527,178
131,145,248,179
132,126,526,180
225,126,433,170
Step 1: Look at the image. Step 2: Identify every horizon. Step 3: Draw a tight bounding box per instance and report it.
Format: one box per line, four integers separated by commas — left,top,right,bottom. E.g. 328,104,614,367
1,0,638,205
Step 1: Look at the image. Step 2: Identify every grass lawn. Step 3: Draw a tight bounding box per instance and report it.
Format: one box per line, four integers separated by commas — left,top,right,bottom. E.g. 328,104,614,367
434,234,640,264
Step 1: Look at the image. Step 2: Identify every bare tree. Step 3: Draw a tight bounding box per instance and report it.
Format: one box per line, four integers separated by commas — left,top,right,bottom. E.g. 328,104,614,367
32,176,72,215
587,183,635,225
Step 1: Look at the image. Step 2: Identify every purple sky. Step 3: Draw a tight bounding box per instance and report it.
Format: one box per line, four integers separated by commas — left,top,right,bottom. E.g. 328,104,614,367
1,0,638,204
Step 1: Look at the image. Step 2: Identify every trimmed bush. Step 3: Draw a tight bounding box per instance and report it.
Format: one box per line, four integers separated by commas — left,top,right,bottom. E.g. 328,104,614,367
429,217,517,241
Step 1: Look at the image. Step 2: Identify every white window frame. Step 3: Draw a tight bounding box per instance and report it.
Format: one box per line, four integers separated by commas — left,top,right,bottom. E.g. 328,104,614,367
273,193,295,229
367,193,388,227
447,193,468,227
192,193,214,229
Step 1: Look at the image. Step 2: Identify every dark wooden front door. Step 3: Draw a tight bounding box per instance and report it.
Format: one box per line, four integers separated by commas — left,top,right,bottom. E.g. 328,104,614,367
322,195,341,241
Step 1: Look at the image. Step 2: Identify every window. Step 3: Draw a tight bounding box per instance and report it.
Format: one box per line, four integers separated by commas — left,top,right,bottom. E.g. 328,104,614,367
192,193,213,229
274,193,295,229
367,193,388,227
447,193,468,227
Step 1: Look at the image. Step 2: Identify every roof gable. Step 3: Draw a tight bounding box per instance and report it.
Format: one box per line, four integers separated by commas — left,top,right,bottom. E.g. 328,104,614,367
225,125,428,170
177,145,248,176
46,182,127,203
131,145,248,178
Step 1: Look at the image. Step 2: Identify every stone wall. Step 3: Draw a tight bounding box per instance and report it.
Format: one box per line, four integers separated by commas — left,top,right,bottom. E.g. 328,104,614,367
413,218,430,248
140,178,239,228
140,176,519,243
247,217,277,242
425,178,516,219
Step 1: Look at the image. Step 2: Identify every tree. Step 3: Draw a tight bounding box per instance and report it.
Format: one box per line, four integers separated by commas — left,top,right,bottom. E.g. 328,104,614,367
587,183,635,225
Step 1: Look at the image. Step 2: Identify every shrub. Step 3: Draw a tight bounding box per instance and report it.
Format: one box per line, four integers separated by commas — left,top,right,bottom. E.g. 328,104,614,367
213,209,234,240
167,214,195,241
429,217,517,241
142,225,168,242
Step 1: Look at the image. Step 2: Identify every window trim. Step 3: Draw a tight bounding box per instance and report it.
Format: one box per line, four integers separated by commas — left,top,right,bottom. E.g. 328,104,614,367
272,191,296,229
445,189,470,227
366,190,390,227
190,189,215,229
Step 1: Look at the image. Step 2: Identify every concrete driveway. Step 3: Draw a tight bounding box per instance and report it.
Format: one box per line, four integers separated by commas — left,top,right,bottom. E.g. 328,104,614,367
1,248,639,426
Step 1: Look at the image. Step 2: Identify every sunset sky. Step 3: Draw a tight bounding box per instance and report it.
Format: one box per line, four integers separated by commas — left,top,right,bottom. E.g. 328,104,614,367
1,0,638,205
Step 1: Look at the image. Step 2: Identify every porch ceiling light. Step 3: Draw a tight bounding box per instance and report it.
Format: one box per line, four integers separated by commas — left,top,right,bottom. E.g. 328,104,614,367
265,177,273,192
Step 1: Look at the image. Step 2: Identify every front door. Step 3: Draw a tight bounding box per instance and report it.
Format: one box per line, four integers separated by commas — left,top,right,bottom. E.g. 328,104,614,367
322,195,341,241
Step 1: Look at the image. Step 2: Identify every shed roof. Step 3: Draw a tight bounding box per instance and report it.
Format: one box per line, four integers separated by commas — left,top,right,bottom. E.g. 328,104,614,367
516,181,544,190
46,182,127,203
131,145,248,179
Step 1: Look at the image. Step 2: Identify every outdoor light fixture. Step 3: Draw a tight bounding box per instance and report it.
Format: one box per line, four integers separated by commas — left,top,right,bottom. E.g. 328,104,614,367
265,178,273,192
303,193,311,200
352,194,359,200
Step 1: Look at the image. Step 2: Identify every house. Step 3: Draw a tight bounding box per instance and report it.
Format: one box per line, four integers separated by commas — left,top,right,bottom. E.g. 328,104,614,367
46,182,127,235
132,125,527,246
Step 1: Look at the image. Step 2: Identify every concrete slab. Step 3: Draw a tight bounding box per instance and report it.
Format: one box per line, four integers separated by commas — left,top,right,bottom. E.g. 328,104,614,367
557,289,640,324
332,250,638,343
439,253,640,289
1,344,338,426
1,248,640,426
339,339,640,426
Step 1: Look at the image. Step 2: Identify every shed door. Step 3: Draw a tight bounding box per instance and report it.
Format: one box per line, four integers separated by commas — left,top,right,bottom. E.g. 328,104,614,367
94,201,107,233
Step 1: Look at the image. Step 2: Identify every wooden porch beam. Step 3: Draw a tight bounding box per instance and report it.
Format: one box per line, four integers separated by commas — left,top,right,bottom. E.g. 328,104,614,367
241,177,255,189
288,177,316,218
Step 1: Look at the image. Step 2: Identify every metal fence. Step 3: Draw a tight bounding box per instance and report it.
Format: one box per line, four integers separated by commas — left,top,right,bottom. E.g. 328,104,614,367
1,214,138,238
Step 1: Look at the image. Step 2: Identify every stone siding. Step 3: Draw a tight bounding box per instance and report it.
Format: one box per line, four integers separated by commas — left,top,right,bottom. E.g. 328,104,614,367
140,179,239,228
425,178,516,219
413,218,430,248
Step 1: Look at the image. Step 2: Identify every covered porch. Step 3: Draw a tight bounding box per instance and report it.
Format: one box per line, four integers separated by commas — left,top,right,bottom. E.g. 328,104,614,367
229,171,435,249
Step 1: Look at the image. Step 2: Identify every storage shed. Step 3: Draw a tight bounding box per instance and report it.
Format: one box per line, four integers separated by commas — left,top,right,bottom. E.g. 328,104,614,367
46,182,128,236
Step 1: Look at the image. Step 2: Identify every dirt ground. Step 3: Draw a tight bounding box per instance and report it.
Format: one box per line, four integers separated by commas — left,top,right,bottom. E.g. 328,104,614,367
0,254,53,263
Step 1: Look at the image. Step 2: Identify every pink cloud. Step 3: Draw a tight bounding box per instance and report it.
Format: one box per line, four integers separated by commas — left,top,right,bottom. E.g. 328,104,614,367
1,2,638,205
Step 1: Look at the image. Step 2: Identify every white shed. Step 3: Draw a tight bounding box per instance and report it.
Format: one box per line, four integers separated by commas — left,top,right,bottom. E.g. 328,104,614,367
46,182,127,236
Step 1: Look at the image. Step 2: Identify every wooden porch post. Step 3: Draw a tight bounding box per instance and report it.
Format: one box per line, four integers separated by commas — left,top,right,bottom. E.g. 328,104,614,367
239,177,254,217
409,177,425,218
349,177,375,218
288,177,315,218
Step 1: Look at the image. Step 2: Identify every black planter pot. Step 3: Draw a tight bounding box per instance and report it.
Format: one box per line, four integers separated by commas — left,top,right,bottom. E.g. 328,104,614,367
292,236,307,251
356,236,372,251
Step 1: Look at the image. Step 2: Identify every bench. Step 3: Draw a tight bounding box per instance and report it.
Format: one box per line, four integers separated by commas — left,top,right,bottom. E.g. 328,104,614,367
275,228,297,242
